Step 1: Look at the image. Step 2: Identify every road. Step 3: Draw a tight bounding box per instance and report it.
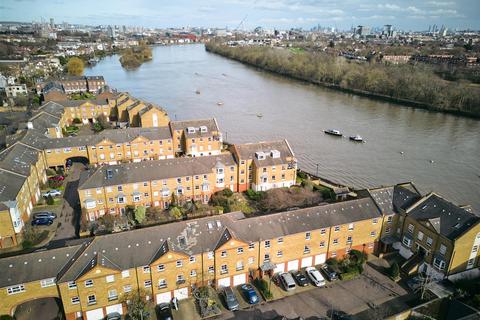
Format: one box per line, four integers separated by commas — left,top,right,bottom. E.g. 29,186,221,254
218,265,409,320
52,163,84,241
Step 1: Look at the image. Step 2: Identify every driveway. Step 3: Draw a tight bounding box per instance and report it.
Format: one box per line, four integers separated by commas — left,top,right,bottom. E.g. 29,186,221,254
218,264,409,320
52,162,85,241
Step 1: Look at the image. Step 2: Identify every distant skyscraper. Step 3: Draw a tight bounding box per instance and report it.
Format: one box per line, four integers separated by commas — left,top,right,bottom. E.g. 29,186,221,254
383,24,393,38
50,18,54,29
107,25,116,39
356,25,370,37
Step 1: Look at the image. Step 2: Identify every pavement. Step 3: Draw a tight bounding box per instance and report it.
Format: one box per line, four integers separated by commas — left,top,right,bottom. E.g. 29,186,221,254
214,264,409,320
52,162,85,241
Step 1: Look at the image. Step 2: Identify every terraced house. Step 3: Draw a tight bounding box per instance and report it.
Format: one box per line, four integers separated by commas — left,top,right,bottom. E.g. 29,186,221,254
0,200,386,320
169,118,223,156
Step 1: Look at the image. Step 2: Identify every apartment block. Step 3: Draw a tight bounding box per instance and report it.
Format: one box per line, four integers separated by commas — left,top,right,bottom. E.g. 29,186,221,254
169,118,223,156
231,140,297,192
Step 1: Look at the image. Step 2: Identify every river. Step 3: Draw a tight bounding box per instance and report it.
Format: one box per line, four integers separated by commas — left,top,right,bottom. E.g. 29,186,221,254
85,44,480,211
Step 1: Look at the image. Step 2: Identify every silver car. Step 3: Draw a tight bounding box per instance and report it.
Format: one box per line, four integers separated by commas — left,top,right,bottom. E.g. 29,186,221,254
279,272,296,291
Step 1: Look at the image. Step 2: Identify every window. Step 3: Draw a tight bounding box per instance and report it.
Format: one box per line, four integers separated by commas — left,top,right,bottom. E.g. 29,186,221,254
387,216,393,224
439,244,447,255
264,253,270,261
277,250,283,257
105,275,115,283
305,232,311,240
144,280,152,288
347,236,352,244
176,260,183,268
143,266,150,273
331,252,337,258
157,264,165,272
123,284,132,293
236,261,244,271
208,266,215,273
320,228,326,235
189,256,196,263
108,289,118,301
402,236,412,248
68,281,77,289
348,223,354,231
334,226,340,232
248,243,255,250
433,258,446,270
71,296,80,304
426,237,433,247
237,247,244,254
158,279,167,289
333,238,338,245
221,264,228,274
320,241,325,248
467,258,476,269
40,278,56,288
370,231,377,237
407,224,414,233
87,294,96,305
85,279,93,287
372,218,378,224
385,227,391,234
190,269,197,277
7,284,25,295
277,237,284,244
122,270,130,278
265,240,271,248
472,245,479,253
304,245,310,254
417,231,424,241
221,250,227,258
248,257,254,264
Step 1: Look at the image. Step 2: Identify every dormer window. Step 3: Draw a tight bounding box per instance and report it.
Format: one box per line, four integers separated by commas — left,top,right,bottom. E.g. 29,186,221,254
200,126,208,133
187,127,195,134
255,151,266,160
270,150,280,158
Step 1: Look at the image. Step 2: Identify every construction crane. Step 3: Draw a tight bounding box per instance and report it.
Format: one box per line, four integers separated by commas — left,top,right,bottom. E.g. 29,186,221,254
234,14,248,32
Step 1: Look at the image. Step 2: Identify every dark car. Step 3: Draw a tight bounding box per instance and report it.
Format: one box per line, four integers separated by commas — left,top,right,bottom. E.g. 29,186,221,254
222,286,239,311
34,211,57,220
31,217,53,226
105,312,122,320
321,264,338,281
293,271,309,286
156,303,173,320
331,310,353,320
48,175,65,182
240,284,259,304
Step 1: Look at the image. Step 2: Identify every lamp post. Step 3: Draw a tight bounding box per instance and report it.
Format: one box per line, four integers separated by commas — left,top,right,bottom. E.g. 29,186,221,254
316,163,319,177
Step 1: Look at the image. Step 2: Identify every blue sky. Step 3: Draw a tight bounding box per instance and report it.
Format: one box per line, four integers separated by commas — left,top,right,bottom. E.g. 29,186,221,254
0,0,478,30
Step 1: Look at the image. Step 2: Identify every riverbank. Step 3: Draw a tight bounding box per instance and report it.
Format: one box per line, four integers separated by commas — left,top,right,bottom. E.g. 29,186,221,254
205,43,480,119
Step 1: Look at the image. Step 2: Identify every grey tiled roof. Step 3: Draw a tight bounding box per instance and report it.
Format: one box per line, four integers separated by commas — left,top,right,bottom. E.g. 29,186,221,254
0,143,39,176
0,170,26,202
368,183,421,215
170,118,220,137
78,153,236,190
233,140,295,167
138,104,166,116
57,98,109,107
408,193,480,240
38,101,65,118
30,112,61,132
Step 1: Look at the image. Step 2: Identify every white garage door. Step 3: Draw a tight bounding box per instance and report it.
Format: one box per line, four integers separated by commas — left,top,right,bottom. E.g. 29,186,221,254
274,263,285,274
287,260,299,271
301,257,313,268
174,287,189,300
156,292,172,304
86,308,104,320
233,273,246,286
218,277,231,287
106,303,123,315
315,254,326,265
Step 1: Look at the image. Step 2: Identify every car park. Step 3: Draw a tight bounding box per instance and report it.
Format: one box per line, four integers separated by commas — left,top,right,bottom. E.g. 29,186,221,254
34,212,57,220
279,272,296,291
42,189,62,197
292,271,309,287
240,283,259,304
31,217,54,226
321,264,338,281
306,267,326,287
156,303,173,320
222,286,239,311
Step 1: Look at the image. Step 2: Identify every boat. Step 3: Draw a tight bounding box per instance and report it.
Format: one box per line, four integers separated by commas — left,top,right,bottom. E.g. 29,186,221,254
349,135,364,142
256,113,263,118
324,129,343,137
195,90,200,94
217,102,224,106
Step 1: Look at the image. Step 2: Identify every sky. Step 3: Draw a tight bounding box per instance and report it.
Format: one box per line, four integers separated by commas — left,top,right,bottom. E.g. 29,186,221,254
0,0,479,31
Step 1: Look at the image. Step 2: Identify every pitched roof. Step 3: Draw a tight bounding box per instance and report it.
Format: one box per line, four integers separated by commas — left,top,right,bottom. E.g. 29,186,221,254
0,170,26,202
232,140,295,166
0,143,40,176
78,153,236,190
38,101,65,118
170,118,220,137
29,112,61,132
57,98,109,108
368,183,421,215
138,104,167,116
407,193,480,240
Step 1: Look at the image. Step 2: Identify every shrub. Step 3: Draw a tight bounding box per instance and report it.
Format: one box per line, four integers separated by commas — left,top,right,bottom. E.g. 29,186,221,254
301,179,314,191
0,315,14,320
326,258,338,266
46,195,55,205
340,270,359,281
46,168,56,176
297,171,308,180
72,117,82,124
254,278,272,299
349,249,367,265
21,239,33,249
134,206,146,224
221,188,234,197
169,206,183,219
246,189,265,201
389,262,400,279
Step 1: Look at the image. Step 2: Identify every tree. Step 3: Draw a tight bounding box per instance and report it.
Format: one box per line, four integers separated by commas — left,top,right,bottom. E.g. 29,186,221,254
134,206,146,224
169,206,183,219
120,289,152,320
389,262,400,280
66,57,84,76
46,194,55,205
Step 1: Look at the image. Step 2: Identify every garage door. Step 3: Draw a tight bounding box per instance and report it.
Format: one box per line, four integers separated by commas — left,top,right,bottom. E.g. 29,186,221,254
218,277,231,287
106,303,123,315
174,287,189,300
274,263,285,274
233,273,246,286
287,260,299,271
301,257,313,268
156,292,172,304
315,254,326,265
86,308,104,320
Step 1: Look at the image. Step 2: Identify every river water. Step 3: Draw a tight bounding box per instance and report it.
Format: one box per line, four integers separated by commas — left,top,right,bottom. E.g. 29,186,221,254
86,44,480,210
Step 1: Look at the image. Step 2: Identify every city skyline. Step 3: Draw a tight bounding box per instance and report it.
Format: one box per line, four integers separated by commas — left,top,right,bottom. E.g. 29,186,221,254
1,0,479,31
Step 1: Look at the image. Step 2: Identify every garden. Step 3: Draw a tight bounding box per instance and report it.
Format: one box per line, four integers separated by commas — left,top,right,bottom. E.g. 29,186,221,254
326,249,368,280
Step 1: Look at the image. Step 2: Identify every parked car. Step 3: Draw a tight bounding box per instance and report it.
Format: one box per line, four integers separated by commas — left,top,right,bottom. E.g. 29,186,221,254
156,303,173,320
31,217,54,226
48,175,65,182
240,283,259,304
105,312,122,320
292,271,309,286
331,310,353,320
34,212,57,220
42,189,62,197
222,286,240,311
306,267,326,287
278,272,296,291
321,264,338,281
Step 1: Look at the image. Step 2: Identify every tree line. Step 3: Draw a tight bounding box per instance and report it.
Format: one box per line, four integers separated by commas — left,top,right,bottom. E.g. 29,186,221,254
206,43,480,117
